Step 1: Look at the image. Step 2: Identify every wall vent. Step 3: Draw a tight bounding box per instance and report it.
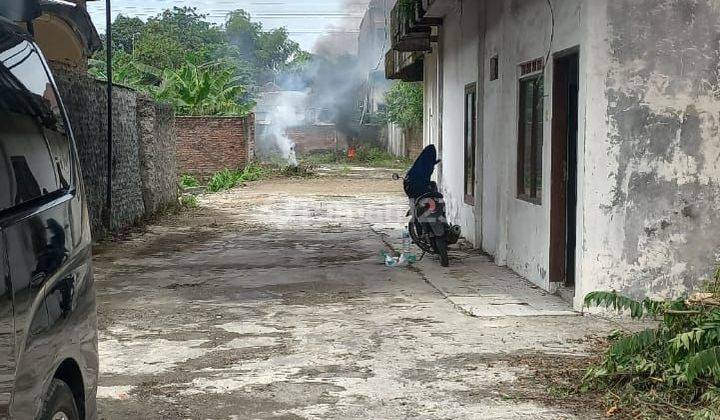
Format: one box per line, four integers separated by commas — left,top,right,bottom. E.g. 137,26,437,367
489,55,499,81
519,58,544,76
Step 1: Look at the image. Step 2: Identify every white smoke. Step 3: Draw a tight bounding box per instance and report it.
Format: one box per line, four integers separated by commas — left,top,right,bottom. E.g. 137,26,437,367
258,90,310,166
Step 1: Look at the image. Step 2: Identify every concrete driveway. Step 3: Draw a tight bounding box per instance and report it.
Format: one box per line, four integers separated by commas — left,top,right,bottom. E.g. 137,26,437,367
93,168,617,419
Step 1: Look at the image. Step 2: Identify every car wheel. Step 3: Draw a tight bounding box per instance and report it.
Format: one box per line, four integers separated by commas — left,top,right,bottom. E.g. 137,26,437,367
39,379,79,420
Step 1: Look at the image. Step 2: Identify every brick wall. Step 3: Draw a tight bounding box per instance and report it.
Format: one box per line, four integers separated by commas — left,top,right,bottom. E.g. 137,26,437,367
255,124,348,157
51,65,178,237
286,125,348,154
176,116,255,179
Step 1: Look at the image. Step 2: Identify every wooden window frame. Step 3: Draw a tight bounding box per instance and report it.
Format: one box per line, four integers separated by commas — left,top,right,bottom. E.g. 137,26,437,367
516,72,544,205
464,83,477,205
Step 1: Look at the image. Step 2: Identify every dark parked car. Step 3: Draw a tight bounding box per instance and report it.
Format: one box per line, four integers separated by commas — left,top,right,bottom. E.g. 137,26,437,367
0,14,98,420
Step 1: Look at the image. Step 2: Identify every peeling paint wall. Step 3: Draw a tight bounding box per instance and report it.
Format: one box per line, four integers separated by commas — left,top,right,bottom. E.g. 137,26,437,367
424,0,720,308
577,0,720,304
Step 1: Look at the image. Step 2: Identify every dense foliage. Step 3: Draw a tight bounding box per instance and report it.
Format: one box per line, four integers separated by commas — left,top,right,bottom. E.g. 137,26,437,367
90,7,309,116
385,82,423,129
583,280,720,418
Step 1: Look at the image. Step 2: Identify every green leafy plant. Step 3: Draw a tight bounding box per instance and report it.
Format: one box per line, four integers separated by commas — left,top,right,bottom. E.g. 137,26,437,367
152,59,254,116
398,0,417,21
180,174,200,188
207,169,244,193
583,279,720,418
92,7,309,112
385,82,423,129
206,164,267,193
89,51,148,90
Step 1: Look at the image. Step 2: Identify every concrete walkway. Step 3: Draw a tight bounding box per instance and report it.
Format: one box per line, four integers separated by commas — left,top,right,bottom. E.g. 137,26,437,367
93,169,616,419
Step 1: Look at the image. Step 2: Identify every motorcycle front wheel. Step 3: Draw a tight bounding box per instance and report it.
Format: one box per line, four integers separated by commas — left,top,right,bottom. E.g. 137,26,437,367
432,237,449,267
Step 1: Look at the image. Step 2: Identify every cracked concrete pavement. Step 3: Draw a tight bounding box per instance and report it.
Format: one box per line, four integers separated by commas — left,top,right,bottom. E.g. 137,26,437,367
93,167,619,419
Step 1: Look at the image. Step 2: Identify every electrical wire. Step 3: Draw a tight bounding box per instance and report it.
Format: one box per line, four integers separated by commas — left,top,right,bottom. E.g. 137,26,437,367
544,0,555,69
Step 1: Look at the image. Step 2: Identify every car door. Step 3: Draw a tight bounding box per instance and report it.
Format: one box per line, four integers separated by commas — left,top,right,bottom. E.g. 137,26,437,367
0,225,15,419
0,32,82,418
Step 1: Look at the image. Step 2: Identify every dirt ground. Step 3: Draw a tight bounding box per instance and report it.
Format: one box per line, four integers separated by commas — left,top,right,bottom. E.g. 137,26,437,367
93,167,619,419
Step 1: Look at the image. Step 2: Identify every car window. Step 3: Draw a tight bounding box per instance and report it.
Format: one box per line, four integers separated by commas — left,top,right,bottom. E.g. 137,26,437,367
0,112,59,210
0,38,71,212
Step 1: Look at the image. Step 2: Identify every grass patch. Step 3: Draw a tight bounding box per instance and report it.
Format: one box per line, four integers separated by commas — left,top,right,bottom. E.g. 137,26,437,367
180,174,200,188
301,147,413,169
580,280,720,419
279,163,315,178
179,194,198,208
206,163,268,193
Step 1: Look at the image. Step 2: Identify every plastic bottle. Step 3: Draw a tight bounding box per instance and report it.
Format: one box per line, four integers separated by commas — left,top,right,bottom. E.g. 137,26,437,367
402,227,411,254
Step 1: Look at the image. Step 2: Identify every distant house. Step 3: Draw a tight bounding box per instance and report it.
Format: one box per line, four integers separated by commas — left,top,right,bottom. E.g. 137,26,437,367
386,0,720,309
358,0,422,158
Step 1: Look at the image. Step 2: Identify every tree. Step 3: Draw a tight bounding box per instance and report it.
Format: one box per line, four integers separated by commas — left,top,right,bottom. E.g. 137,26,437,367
385,82,423,129
89,7,308,116
225,10,261,61
132,7,225,70
225,10,305,84
256,27,302,74
110,15,146,54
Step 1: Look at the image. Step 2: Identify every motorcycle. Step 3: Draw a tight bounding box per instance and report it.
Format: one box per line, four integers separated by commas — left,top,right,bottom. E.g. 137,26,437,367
393,145,461,267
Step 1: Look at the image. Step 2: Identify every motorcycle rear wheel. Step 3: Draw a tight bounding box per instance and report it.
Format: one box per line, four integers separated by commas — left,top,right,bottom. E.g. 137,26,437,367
432,237,450,267
408,221,434,253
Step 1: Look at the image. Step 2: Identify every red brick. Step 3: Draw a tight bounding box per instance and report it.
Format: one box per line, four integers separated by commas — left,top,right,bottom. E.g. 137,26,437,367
176,115,255,179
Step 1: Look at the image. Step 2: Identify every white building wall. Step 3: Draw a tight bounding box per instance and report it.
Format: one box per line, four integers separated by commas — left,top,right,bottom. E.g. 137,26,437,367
436,0,481,246
422,0,720,309
427,0,588,299
387,123,405,157
485,0,584,290
423,47,442,185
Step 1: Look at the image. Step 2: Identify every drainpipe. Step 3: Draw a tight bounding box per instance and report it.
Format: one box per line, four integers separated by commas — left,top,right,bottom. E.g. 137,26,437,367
105,0,112,217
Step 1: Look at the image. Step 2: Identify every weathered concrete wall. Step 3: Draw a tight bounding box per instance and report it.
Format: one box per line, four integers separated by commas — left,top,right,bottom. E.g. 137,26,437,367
482,0,584,291
53,68,145,235
423,45,444,189
424,0,720,308
137,95,178,214
387,123,422,158
577,0,720,304
176,116,255,179
434,0,481,246
52,66,178,237
387,123,405,157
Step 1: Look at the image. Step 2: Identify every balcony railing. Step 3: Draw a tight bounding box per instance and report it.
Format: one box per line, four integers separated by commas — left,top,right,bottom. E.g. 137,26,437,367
389,0,441,53
385,0,441,81
385,49,424,82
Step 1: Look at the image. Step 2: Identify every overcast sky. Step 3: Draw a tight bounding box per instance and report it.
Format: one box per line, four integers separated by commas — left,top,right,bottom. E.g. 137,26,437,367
87,0,371,53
